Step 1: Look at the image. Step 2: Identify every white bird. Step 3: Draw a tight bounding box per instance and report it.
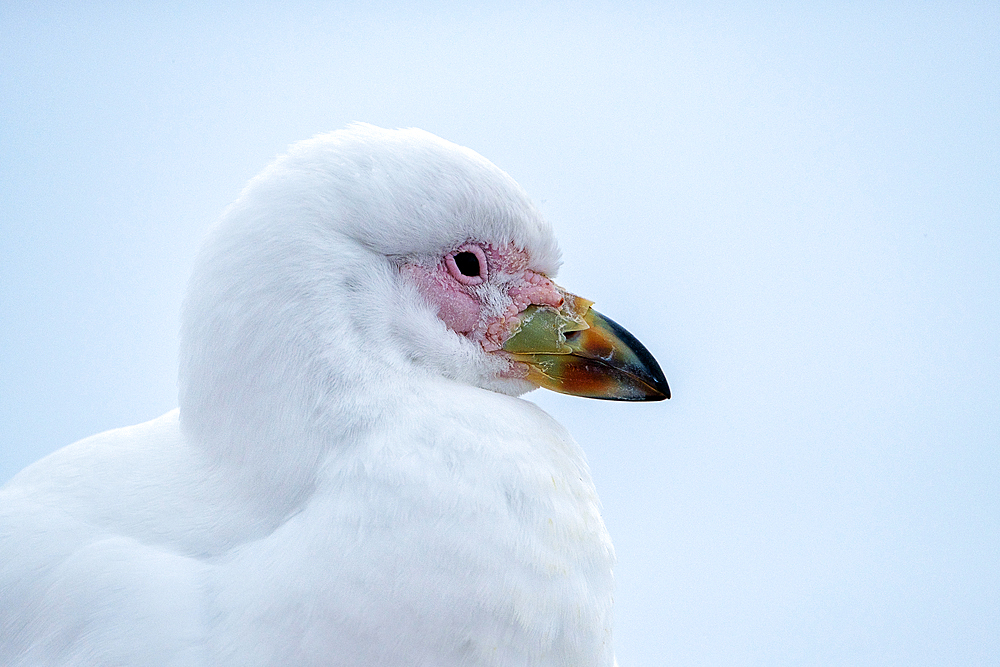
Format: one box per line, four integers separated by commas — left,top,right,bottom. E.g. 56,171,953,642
0,124,669,666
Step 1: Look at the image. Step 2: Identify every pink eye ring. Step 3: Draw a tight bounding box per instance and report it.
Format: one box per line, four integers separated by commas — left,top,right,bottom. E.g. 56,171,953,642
446,244,488,285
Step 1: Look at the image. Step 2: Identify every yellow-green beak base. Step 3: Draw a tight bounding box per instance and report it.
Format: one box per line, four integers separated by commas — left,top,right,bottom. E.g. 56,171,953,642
502,296,670,402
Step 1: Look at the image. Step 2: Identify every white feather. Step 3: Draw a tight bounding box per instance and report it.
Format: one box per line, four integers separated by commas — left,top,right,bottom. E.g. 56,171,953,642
0,125,616,666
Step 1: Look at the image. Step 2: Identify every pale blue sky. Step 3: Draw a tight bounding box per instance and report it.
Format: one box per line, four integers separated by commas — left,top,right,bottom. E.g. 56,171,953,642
2,2,998,664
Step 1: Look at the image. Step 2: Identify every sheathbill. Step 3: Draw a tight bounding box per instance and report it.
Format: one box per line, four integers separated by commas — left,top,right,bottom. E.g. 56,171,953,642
0,124,669,666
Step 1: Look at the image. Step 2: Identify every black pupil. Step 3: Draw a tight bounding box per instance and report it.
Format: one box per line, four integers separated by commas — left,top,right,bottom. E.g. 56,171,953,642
454,252,480,277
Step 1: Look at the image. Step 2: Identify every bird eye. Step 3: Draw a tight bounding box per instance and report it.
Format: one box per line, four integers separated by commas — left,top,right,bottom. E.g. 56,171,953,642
446,245,488,285
454,252,480,277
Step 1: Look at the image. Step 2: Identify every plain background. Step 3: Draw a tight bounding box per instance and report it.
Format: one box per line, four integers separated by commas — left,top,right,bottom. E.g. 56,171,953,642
2,2,998,665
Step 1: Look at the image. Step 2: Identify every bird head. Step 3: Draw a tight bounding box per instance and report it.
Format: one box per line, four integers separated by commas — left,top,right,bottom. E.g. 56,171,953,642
179,124,668,456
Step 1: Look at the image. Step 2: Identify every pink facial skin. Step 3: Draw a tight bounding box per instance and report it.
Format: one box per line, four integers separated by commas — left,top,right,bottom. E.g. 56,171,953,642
404,243,564,352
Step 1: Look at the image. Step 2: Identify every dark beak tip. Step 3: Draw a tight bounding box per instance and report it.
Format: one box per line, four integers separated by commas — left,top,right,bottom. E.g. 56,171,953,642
634,352,670,401
654,370,671,400
643,376,671,401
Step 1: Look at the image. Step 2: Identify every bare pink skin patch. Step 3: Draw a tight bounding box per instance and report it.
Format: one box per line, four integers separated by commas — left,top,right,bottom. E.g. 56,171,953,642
403,262,481,334
404,243,564,354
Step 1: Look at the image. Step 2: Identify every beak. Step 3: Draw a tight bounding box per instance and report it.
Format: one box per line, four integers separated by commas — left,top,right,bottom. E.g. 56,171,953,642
502,292,670,401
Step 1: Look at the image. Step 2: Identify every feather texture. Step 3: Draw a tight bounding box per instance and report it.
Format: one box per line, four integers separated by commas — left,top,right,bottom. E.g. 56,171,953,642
0,125,619,666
